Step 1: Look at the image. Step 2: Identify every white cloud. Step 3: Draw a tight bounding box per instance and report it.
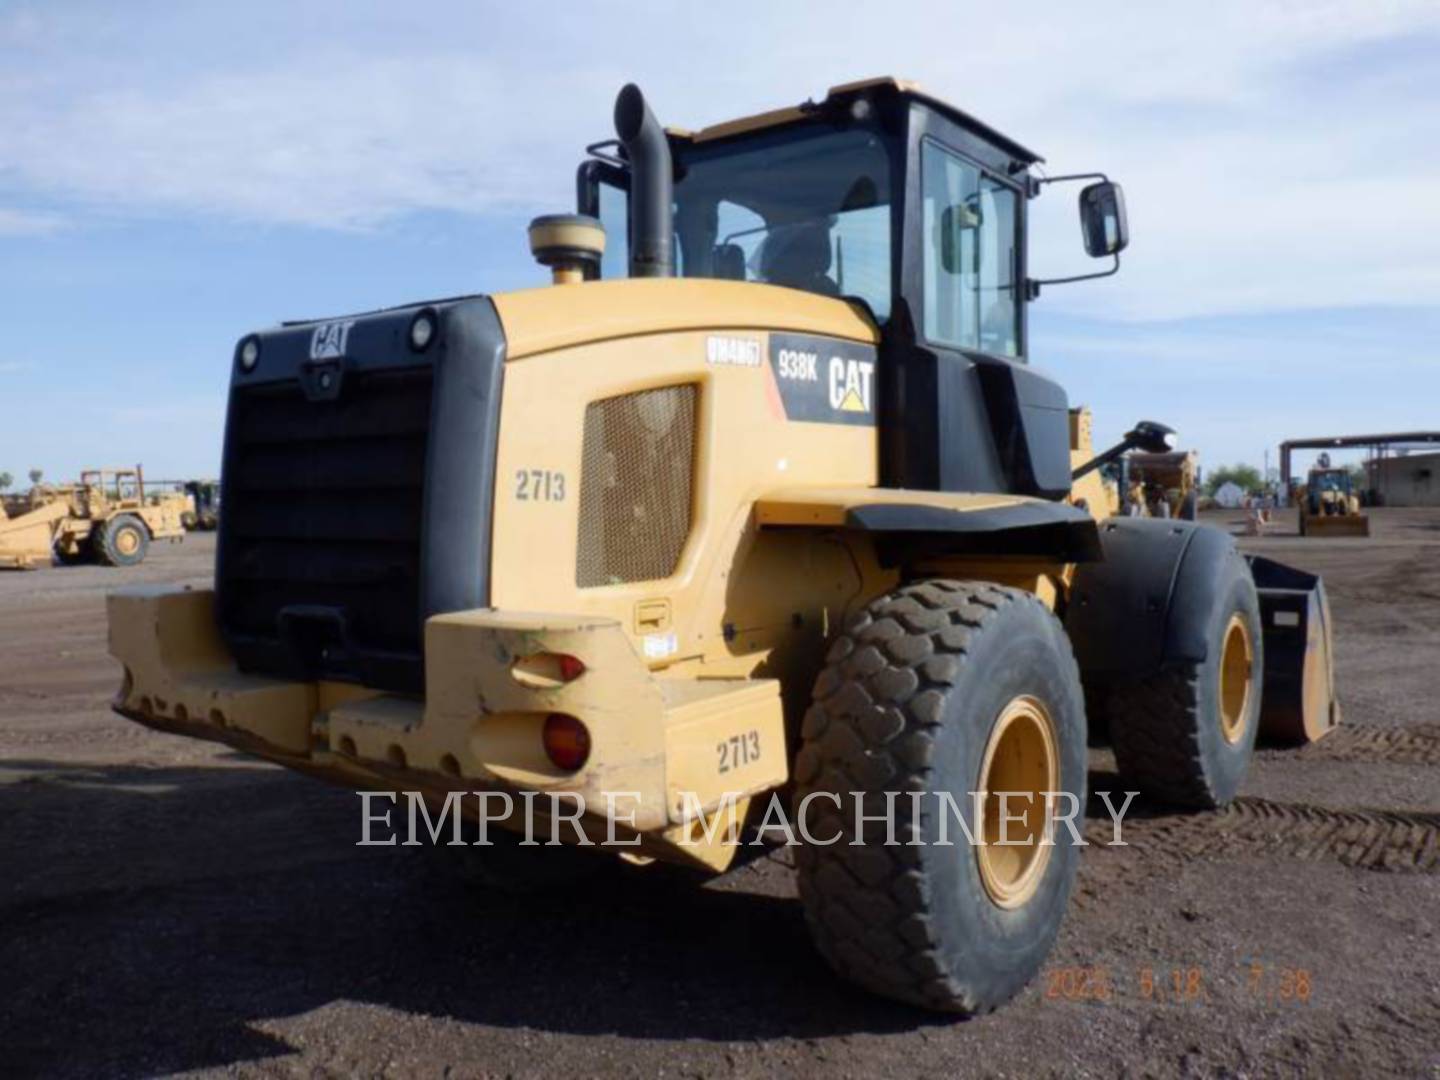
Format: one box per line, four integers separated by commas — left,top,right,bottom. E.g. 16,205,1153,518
1,1,1438,320
0,207,65,235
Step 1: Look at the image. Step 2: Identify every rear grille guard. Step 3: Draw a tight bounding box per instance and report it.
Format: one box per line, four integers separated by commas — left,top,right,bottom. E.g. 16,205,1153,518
215,297,505,693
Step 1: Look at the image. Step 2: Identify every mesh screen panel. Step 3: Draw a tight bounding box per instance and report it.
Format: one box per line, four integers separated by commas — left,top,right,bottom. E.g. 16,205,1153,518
576,384,697,587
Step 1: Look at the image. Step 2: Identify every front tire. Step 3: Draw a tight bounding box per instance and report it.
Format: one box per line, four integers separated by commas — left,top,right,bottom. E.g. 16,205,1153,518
793,581,1087,1014
1106,556,1262,808
94,514,149,567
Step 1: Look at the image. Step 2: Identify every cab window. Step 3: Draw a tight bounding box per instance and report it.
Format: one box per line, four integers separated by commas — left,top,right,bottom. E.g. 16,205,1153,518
594,126,894,319
920,140,1020,357
597,180,630,282
677,128,893,320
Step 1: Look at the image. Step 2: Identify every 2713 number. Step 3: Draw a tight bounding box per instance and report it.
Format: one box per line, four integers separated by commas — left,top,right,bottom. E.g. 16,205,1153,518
718,730,761,774
514,469,565,501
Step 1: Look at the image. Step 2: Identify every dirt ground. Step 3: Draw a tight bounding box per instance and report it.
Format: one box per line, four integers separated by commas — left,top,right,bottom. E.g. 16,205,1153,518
2,510,1438,1078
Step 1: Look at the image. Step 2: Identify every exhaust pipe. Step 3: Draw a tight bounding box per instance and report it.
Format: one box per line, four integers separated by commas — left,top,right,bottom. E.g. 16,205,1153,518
613,84,673,278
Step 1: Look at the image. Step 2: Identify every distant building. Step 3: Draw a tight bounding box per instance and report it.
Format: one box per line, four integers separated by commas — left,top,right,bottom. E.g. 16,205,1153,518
1369,452,1440,507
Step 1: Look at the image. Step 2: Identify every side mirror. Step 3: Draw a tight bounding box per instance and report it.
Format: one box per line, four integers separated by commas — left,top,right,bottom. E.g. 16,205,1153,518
939,202,981,274
1125,420,1176,454
1072,419,1175,481
1079,180,1128,257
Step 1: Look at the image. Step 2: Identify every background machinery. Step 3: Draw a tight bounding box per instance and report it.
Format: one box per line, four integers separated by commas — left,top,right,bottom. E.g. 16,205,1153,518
0,466,185,569
107,80,1339,1014
1123,449,1199,519
181,480,220,531
1298,458,1370,537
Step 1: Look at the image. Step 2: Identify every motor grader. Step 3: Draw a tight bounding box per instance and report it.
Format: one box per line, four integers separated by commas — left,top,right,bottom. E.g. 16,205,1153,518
107,79,1340,1014
1298,465,1370,537
1,466,185,569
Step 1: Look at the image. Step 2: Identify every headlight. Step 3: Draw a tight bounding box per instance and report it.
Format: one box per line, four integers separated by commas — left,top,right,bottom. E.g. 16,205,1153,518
409,311,435,352
238,337,260,372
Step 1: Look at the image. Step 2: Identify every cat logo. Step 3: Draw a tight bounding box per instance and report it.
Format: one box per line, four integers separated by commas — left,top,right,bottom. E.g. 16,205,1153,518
828,356,875,413
310,320,356,360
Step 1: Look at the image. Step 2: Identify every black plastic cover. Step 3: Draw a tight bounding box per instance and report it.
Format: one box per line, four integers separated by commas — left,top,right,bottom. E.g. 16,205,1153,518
216,297,505,693
977,361,1072,499
846,499,1101,563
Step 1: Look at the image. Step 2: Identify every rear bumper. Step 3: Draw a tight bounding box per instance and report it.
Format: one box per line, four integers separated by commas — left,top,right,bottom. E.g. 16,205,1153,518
108,585,786,870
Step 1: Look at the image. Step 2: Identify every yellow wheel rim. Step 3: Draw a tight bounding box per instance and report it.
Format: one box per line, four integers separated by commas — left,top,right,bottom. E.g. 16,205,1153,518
116,528,140,556
976,695,1059,910
1218,614,1253,745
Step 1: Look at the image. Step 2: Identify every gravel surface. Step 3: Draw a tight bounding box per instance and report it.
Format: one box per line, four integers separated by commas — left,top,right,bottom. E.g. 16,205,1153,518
2,512,1438,1078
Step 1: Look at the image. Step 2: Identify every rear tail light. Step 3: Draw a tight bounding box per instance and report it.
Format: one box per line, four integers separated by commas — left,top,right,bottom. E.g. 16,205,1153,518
543,713,591,771
511,652,587,689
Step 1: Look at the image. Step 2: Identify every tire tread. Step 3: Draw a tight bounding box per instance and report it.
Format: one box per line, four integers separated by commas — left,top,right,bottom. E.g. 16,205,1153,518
794,580,1080,1013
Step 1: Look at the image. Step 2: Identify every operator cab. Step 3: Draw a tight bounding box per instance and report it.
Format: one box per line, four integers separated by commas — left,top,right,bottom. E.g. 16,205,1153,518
572,78,1129,498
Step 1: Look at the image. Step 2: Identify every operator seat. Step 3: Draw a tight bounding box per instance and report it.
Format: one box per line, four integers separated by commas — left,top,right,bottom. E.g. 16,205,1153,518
758,223,839,297
712,243,747,281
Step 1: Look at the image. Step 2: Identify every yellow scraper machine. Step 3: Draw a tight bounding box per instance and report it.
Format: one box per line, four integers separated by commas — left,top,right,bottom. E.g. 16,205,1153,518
1,466,185,569
107,79,1340,1013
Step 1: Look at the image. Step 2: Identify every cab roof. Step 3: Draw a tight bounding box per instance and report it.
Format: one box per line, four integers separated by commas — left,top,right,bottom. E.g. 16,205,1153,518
668,77,1043,165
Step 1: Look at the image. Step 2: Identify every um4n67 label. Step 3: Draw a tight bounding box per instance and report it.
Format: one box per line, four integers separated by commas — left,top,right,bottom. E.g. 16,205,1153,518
768,332,877,426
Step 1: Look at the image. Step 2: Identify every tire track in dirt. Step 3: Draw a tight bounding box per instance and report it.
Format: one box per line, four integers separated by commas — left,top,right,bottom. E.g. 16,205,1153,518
1098,797,1440,872
1298,723,1440,766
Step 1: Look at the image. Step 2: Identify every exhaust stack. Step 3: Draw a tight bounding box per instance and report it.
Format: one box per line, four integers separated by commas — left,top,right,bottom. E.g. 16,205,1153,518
613,84,674,278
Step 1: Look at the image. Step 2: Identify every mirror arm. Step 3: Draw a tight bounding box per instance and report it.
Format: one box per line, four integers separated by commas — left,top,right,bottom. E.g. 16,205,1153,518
1025,253,1121,299
1029,170,1111,196
1072,435,1137,482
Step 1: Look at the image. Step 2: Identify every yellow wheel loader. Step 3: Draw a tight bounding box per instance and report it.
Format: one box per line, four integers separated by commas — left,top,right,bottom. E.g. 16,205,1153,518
1,466,185,569
1298,466,1370,537
107,80,1340,1014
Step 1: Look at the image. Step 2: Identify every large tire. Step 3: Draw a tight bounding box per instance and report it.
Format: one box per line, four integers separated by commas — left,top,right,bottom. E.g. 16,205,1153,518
54,542,90,566
93,514,150,567
1106,557,1262,808
793,581,1087,1014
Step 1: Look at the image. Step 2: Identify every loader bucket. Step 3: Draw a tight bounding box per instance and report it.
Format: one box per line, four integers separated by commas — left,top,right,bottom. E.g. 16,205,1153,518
1246,555,1341,743
1303,512,1370,538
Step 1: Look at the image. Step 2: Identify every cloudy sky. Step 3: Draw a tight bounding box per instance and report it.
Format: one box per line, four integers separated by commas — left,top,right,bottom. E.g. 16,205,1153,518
2,0,1437,482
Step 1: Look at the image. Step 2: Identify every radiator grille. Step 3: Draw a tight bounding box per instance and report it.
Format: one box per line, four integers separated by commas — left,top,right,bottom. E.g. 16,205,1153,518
576,384,697,587
218,366,432,656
